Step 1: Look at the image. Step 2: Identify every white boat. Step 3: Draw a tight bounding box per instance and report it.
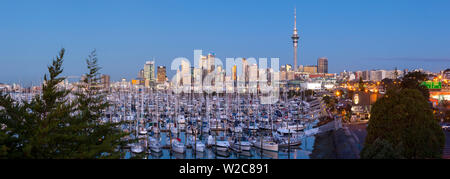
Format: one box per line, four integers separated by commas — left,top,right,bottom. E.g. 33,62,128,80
171,139,185,153
194,141,206,152
253,140,279,152
215,141,230,152
149,137,162,153
281,122,305,131
206,135,215,147
139,127,148,135
131,144,144,153
232,141,252,151
276,128,298,134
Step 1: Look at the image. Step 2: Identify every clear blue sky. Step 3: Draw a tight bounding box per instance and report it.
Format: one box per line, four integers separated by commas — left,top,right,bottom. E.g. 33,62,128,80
1,0,449,85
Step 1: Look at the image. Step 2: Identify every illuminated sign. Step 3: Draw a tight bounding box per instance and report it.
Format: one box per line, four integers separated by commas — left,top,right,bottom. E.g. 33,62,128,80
421,81,442,89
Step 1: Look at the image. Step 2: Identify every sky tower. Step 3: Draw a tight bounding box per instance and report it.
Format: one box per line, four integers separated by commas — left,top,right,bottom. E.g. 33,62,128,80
291,8,299,72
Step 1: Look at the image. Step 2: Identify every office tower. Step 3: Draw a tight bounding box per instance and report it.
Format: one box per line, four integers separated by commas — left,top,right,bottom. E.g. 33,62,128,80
242,58,249,85
303,65,318,74
101,74,110,90
137,69,144,79
249,64,258,83
144,61,155,82
291,8,300,71
181,60,191,86
232,65,237,81
355,71,363,80
207,53,215,73
317,57,328,74
157,66,166,83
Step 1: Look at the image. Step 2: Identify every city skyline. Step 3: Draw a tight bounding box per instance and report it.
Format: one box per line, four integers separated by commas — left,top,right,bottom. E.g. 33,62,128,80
1,0,450,84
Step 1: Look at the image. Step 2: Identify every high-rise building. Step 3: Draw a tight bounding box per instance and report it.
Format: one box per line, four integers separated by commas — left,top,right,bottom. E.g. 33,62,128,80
207,53,215,73
249,64,258,83
291,8,300,71
303,65,317,74
286,64,292,72
369,70,384,82
243,58,249,85
232,65,237,81
181,60,191,86
355,71,363,80
157,66,166,83
138,69,144,79
101,74,110,90
317,57,328,74
144,61,155,82
362,70,370,81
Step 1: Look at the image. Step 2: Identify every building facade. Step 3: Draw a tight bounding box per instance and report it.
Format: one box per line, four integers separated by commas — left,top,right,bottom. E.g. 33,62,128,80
317,57,328,74
157,66,166,83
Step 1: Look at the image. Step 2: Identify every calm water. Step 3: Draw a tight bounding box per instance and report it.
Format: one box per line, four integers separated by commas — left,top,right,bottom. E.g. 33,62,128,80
124,123,316,159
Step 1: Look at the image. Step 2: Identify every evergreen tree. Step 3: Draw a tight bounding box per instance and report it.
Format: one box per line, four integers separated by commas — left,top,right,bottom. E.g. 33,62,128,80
401,71,430,99
0,49,132,159
72,49,132,158
362,88,445,159
0,48,77,158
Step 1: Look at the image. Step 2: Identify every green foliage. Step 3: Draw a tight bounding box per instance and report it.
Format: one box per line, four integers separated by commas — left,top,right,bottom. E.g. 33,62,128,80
0,49,131,159
1,49,77,158
322,95,337,113
362,88,445,159
72,49,132,159
401,71,430,99
361,138,403,159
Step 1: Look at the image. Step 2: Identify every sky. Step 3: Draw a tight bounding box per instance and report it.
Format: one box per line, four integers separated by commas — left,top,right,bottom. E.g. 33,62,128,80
1,0,450,85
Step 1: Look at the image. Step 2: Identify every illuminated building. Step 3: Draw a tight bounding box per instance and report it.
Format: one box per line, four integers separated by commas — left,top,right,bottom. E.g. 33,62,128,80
303,65,318,74
157,66,166,83
144,60,155,85
317,57,328,74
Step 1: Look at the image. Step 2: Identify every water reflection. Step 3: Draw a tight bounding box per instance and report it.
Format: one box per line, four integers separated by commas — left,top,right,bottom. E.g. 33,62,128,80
124,129,316,159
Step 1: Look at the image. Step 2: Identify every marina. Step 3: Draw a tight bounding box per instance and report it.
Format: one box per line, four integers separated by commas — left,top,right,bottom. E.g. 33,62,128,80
6,86,326,159
102,85,323,159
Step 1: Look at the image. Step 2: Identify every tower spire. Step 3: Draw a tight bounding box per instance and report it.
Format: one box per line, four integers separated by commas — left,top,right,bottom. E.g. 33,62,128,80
294,7,297,30
292,7,300,72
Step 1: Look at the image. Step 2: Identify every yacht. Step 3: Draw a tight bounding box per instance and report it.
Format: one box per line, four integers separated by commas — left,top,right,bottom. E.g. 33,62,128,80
171,138,185,154
231,141,252,151
149,137,162,153
253,140,279,152
130,143,144,153
214,141,230,152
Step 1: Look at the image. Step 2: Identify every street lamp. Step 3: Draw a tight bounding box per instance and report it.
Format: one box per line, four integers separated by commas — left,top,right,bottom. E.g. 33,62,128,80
335,91,341,97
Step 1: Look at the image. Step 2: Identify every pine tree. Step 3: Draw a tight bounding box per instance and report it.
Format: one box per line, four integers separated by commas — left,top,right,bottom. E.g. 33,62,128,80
72,49,132,159
0,49,133,159
0,48,78,158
